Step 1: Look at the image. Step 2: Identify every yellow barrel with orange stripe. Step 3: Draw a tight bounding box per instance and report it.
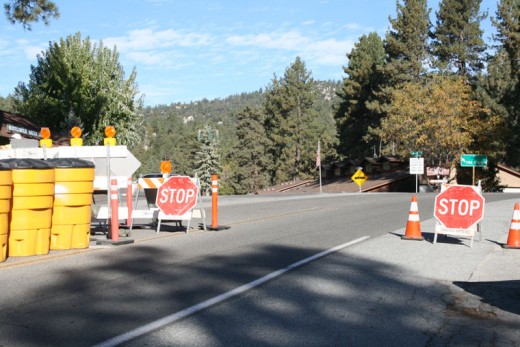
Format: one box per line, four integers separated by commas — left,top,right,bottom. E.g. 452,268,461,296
1,159,55,256
48,158,95,250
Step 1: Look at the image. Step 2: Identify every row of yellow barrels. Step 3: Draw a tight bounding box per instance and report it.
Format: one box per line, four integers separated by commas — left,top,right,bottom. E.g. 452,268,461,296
0,158,95,262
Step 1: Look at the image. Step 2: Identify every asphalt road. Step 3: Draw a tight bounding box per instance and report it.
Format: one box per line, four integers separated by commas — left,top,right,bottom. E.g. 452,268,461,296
0,192,518,346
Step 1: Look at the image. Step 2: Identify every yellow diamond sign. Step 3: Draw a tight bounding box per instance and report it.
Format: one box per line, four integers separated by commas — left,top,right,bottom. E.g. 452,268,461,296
351,169,368,187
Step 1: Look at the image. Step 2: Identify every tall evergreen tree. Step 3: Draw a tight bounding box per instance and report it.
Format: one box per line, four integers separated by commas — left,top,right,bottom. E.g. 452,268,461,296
194,125,221,195
493,0,520,76
264,57,336,183
383,0,431,85
228,107,272,194
490,0,520,167
431,0,487,78
365,0,431,153
336,32,385,159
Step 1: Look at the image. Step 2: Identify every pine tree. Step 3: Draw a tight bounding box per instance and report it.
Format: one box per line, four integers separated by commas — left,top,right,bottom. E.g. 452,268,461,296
493,0,520,76
4,0,59,30
228,107,272,194
431,0,487,78
194,125,221,195
383,0,431,85
336,32,385,159
490,0,520,168
366,0,431,153
264,57,336,182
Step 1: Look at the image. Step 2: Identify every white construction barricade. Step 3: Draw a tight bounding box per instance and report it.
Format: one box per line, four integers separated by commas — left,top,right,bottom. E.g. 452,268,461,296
130,175,206,233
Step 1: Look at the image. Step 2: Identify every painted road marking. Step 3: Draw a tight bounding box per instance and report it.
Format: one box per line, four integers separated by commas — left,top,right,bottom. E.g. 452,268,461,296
93,236,370,347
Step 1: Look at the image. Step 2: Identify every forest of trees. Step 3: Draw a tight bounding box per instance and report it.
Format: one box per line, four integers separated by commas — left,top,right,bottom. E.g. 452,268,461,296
133,0,519,194
1,0,519,194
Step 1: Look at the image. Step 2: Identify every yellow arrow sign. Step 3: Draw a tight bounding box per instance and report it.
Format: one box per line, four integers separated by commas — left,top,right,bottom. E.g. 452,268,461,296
351,169,368,187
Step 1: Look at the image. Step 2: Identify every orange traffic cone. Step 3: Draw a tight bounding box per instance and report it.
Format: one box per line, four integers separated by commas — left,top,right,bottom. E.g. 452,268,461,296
503,203,520,249
402,195,424,241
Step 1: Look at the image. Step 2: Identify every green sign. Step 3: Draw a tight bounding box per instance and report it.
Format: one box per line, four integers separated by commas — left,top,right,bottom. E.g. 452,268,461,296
411,151,423,157
461,154,488,167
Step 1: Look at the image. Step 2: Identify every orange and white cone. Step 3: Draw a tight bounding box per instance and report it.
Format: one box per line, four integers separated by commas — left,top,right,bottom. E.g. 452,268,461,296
402,195,424,241
503,203,520,249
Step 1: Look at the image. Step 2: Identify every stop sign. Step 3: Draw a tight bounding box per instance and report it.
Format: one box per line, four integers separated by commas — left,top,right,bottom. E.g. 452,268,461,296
434,185,485,229
156,176,198,215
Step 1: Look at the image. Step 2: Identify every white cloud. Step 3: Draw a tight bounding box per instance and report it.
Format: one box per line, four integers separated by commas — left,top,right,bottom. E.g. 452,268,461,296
226,31,308,51
101,28,214,68
104,28,212,52
23,44,46,60
226,30,353,67
303,38,354,65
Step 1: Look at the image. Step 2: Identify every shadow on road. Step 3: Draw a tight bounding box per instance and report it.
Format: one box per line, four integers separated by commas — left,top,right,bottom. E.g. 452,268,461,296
453,280,520,316
0,240,518,346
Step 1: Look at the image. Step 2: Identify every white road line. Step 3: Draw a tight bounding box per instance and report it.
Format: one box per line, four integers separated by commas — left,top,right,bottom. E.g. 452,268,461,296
92,236,370,347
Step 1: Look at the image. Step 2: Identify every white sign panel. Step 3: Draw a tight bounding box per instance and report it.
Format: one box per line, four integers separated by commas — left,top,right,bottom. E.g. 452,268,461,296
409,158,424,174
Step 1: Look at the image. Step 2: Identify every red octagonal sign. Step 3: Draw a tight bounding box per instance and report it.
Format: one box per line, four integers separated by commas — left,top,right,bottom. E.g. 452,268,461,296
156,176,198,215
434,185,485,229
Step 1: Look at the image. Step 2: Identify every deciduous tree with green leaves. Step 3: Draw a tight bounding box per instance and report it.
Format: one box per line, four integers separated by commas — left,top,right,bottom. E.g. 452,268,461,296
13,32,143,145
378,75,495,169
0,95,15,112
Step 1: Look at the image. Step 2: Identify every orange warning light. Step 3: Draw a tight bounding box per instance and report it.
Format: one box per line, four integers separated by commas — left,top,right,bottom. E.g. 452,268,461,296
70,126,82,138
70,126,83,146
104,126,117,146
104,126,116,138
40,127,51,139
39,127,52,148
160,160,172,174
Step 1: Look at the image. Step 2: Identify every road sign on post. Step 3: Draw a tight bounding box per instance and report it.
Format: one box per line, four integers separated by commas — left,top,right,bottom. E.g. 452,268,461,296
351,169,368,192
156,176,199,216
461,154,488,167
434,185,485,230
409,158,424,174
410,157,424,194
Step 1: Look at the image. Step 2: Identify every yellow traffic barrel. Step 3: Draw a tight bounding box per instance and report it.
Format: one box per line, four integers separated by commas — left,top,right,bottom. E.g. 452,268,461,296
48,158,95,250
2,159,55,256
0,162,12,262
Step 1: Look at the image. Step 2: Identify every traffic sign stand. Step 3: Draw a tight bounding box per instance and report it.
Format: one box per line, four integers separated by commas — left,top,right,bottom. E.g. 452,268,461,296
155,176,207,233
433,184,484,247
434,222,482,248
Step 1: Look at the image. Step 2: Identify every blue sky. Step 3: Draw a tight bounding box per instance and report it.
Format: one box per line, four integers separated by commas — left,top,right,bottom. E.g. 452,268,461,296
0,0,498,106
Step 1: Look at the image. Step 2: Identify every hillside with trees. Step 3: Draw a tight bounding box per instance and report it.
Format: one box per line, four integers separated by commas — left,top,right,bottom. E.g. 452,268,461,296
131,76,341,194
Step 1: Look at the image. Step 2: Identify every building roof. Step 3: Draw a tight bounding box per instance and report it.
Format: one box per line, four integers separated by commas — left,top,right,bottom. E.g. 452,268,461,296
0,109,42,139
